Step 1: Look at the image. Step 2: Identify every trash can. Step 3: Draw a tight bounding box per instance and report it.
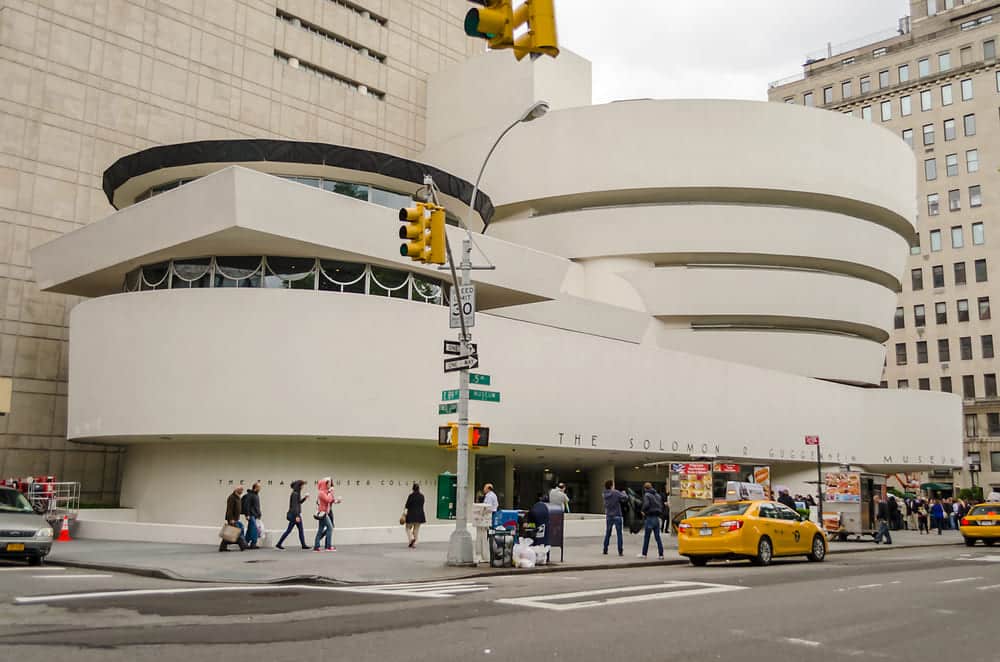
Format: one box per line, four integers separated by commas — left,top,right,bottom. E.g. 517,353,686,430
490,529,515,567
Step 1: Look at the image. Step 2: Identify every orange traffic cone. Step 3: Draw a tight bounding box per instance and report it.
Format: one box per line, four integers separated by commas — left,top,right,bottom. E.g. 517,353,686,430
56,515,71,542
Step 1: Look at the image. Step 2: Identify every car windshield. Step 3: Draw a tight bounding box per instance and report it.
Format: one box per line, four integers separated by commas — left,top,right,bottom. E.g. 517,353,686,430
0,489,34,513
970,505,1000,516
694,503,751,518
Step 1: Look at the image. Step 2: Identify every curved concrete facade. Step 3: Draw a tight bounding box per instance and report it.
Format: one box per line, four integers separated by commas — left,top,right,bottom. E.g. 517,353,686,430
464,99,917,384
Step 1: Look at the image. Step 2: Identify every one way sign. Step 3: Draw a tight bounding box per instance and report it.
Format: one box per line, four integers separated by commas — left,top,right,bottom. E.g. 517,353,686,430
444,355,479,372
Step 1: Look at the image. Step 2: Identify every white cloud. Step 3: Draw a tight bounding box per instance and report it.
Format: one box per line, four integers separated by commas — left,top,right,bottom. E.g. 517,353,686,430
554,0,911,102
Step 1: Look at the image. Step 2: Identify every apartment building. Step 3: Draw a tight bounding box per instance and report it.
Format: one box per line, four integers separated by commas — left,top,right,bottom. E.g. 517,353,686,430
769,0,1000,495
0,0,479,502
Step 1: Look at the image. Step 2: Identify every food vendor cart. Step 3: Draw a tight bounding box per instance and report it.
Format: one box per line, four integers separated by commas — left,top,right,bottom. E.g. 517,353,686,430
822,470,886,541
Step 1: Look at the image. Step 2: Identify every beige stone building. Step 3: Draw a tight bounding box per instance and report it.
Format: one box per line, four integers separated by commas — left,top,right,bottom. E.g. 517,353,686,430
0,0,478,502
769,0,1000,496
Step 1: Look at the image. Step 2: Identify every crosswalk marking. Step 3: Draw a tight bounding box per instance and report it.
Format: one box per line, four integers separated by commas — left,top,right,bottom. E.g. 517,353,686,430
956,554,1000,562
495,581,747,612
354,579,490,598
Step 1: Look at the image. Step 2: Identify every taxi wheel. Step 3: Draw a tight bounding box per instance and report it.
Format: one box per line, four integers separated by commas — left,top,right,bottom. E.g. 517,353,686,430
689,556,709,567
807,535,826,562
751,536,773,566
984,539,995,546
964,537,977,547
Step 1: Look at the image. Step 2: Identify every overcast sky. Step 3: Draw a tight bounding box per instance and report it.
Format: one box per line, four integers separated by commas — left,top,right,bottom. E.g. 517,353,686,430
555,0,911,103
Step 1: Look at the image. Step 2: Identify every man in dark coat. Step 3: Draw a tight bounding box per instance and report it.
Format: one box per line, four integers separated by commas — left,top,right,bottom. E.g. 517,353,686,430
873,495,893,545
243,483,262,549
777,488,797,511
404,483,426,548
220,485,248,552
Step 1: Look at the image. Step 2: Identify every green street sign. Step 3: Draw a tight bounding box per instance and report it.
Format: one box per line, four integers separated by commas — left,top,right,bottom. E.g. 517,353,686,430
469,373,491,386
438,403,457,415
469,389,500,403
441,389,460,401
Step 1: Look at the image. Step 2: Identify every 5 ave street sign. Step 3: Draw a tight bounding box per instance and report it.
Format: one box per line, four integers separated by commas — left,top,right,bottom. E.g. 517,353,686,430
443,340,478,356
444,355,479,372
449,285,476,329
469,373,491,385
469,389,500,403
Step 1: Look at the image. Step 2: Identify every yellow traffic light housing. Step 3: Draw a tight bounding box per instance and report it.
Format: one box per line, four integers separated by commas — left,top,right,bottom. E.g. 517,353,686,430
399,202,430,262
464,1,514,49
470,424,490,448
512,0,559,61
428,205,446,265
438,423,458,449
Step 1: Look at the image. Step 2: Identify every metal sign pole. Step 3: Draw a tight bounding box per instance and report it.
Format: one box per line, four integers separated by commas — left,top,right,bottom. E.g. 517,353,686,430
447,238,475,566
817,441,824,524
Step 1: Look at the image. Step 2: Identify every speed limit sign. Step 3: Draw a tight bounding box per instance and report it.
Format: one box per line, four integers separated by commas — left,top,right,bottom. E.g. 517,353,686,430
449,285,475,329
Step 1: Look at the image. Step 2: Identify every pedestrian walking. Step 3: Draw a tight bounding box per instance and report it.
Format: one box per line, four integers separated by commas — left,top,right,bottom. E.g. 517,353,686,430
916,499,929,533
873,495,892,545
403,483,426,548
219,485,248,552
243,482,262,549
602,480,627,556
313,477,337,552
930,498,945,535
777,488,797,511
276,479,310,550
660,486,671,534
548,483,570,512
637,482,664,559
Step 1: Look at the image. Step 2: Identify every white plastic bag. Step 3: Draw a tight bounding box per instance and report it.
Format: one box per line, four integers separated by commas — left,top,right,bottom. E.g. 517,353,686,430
534,545,549,565
514,537,536,568
257,519,267,544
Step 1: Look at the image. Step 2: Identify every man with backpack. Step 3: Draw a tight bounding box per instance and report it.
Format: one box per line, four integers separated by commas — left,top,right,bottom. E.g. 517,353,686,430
637,482,665,560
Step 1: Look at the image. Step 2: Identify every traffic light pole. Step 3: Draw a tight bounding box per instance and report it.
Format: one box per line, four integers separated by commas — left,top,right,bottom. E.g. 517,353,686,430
447,238,475,566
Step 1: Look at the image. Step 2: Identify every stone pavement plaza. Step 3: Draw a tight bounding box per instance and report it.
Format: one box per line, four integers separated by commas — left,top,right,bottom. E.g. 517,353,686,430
43,529,964,585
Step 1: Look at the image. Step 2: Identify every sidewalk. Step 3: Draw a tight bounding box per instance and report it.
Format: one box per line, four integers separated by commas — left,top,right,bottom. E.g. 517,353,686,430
44,529,964,585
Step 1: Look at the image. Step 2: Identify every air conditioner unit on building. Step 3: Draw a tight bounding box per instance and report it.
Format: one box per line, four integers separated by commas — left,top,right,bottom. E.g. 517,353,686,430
941,362,949,369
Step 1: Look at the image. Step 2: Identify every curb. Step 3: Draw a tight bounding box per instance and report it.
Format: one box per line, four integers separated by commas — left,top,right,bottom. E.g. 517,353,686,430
48,539,964,586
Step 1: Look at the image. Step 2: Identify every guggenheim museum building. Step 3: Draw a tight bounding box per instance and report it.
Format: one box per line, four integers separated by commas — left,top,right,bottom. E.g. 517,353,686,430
31,51,961,541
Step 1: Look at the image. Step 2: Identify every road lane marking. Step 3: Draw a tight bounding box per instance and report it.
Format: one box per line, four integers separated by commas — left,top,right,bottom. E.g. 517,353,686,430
856,584,882,589
784,638,821,648
495,581,747,611
976,584,1000,591
15,581,489,605
937,576,983,584
957,555,1000,562
0,566,64,572
33,574,112,579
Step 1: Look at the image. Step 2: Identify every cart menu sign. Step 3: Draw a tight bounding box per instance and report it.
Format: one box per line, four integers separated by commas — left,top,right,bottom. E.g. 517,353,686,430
714,463,740,473
671,463,712,499
825,471,861,502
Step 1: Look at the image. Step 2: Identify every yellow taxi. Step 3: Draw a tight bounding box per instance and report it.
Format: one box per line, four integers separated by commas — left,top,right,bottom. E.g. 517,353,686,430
960,502,1000,547
677,500,828,566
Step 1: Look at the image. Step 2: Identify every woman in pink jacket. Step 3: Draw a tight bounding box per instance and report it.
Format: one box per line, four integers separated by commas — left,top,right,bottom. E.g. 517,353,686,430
313,477,341,551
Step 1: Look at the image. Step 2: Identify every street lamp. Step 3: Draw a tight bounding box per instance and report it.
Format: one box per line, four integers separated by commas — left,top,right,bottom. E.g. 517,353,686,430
445,100,549,567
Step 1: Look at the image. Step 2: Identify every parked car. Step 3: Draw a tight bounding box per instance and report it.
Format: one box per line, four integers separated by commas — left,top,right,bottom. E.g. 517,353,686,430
0,486,53,566
960,502,1000,547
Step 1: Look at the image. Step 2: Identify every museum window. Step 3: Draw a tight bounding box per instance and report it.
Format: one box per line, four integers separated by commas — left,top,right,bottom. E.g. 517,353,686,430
976,259,988,282
923,123,935,145
936,301,948,323
897,379,910,389
917,340,929,364
967,149,980,173
961,78,974,101
944,118,956,140
860,76,872,93
919,57,930,77
912,267,924,290
930,229,942,251
983,334,995,359
861,105,872,121
964,113,976,136
803,91,814,106
921,89,933,111
973,222,985,244
896,343,908,365
951,226,963,249
903,128,914,147
839,80,851,98
880,100,892,121
941,376,953,392
955,261,967,285
898,63,910,82
970,185,982,207
915,304,927,327
823,86,833,104
900,95,912,116
925,158,938,181
879,70,890,88
941,83,953,106
964,375,977,399
946,153,959,176
993,451,1000,470
990,418,1000,437
919,378,931,391
934,264,946,287
939,51,951,71
928,193,940,215
939,338,951,361
958,298,970,321
968,414,979,437
985,39,997,60
961,336,974,360
949,189,961,211
979,296,991,319
895,306,905,329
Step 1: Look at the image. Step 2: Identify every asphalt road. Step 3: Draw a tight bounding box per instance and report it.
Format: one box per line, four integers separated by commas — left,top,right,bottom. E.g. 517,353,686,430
2,544,998,661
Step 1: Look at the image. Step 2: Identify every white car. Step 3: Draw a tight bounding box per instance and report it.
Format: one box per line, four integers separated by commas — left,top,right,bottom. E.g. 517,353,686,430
0,486,53,566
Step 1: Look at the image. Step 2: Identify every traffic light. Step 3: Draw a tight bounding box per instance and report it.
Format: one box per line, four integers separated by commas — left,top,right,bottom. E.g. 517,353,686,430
512,0,559,61
428,204,446,265
438,423,458,449
399,201,430,262
470,425,490,448
464,1,514,49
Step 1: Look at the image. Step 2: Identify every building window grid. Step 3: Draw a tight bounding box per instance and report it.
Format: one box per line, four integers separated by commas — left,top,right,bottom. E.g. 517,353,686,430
973,222,985,245
926,158,938,181
942,376,953,392
959,298,970,321
944,119,956,140
980,296,992,319
915,304,927,327
896,342,908,365
976,259,989,282
899,64,910,82
936,300,948,323
276,10,387,62
823,86,833,104
955,261,967,284
274,51,386,99
939,338,951,362
941,83,953,106
917,340,929,364
928,193,940,215
964,374,976,399
919,378,931,391
967,149,979,173
970,185,982,207
949,189,961,211
961,336,974,360
933,264,946,287
946,153,959,175
961,78,974,101
964,113,976,136
921,89,933,111
986,373,998,398
923,123,935,145
912,267,924,290
930,228,942,251
983,335,995,359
